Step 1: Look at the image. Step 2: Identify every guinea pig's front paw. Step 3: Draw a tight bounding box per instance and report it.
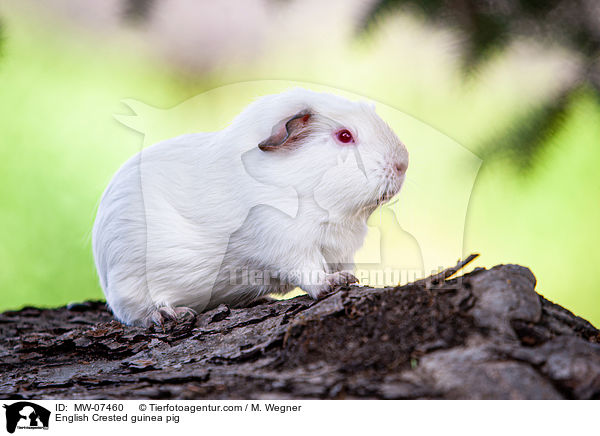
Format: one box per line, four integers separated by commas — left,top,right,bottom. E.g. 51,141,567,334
311,271,359,300
331,271,359,287
148,306,198,330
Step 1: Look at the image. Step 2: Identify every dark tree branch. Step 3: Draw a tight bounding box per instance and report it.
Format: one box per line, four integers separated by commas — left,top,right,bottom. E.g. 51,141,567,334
1,259,598,399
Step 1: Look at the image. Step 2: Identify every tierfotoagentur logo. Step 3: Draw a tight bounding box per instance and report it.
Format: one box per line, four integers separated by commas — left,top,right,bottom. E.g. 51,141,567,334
2,402,50,434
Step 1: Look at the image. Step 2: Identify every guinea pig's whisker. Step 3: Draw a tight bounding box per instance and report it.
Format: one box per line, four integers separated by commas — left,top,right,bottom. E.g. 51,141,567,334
401,175,418,189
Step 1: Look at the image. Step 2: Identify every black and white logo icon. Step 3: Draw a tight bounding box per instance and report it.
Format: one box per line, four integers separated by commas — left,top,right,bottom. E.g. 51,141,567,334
3,402,50,434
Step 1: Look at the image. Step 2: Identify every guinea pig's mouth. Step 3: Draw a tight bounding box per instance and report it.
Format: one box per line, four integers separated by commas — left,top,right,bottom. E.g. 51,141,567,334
375,190,396,206
374,179,404,206
359,190,397,214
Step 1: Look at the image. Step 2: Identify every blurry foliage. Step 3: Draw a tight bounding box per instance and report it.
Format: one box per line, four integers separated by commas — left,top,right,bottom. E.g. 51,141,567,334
480,85,576,169
123,0,155,24
0,18,4,58
362,0,600,170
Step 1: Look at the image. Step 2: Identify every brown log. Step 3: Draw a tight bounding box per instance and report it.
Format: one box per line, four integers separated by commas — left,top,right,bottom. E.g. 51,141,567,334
1,261,598,399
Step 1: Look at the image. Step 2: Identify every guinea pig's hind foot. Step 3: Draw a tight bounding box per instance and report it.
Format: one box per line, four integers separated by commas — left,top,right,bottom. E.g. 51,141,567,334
148,306,198,330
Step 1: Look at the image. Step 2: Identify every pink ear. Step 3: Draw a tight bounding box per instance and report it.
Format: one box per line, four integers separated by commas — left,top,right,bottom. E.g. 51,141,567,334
258,111,312,151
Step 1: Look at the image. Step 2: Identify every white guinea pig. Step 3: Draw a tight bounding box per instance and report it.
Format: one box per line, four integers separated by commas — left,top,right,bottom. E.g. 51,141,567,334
92,88,408,326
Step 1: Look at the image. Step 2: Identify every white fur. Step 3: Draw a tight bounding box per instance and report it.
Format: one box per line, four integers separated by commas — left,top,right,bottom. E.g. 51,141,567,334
92,88,409,325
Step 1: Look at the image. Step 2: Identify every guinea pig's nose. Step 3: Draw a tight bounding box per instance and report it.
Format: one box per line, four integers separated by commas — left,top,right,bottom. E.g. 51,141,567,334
393,161,407,176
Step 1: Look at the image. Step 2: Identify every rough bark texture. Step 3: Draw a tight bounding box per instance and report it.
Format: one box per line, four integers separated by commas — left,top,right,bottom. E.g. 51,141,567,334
1,263,599,399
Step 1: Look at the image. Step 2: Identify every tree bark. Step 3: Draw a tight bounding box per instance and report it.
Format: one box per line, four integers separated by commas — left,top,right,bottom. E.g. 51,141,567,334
1,261,598,399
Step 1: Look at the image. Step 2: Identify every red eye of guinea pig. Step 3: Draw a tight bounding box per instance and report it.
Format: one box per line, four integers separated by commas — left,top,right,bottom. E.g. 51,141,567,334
335,129,354,144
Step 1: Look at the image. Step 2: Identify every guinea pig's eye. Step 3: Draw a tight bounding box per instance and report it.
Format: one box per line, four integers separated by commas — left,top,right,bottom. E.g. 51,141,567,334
335,129,354,144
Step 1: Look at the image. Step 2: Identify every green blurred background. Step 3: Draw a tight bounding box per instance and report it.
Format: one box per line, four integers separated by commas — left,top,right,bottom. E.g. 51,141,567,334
0,0,598,325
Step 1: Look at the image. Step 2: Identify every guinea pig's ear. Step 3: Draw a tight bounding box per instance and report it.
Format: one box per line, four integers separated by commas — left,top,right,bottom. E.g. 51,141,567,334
258,110,313,152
